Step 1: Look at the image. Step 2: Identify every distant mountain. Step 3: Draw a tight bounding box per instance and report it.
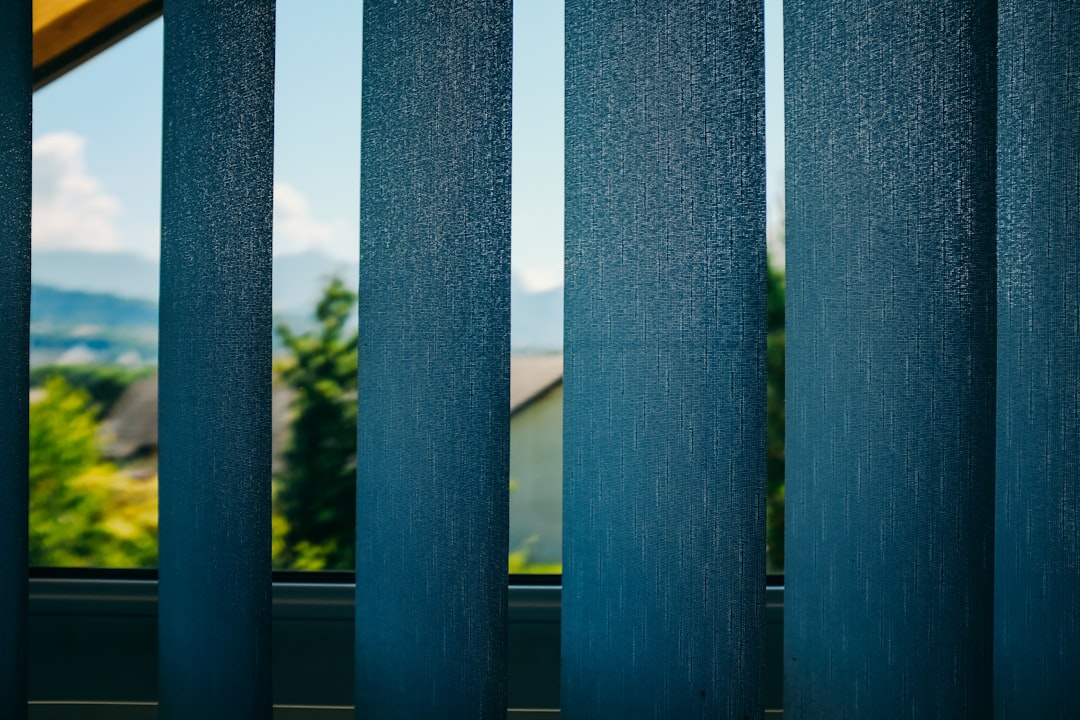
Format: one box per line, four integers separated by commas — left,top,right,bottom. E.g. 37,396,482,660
511,277,563,351
277,263,564,350
272,251,356,312
30,285,158,367
31,286,157,328
33,251,160,301
31,249,356,314
30,252,564,352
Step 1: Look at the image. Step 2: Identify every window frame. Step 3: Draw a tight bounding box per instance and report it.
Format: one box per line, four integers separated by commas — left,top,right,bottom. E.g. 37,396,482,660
27,570,784,715
24,3,787,714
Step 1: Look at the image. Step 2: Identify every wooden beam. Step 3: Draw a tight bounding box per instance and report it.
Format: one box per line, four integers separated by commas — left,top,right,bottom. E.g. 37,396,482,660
33,0,161,89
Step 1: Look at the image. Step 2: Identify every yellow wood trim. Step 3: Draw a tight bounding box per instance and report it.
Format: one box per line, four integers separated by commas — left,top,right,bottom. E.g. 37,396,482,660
33,0,155,71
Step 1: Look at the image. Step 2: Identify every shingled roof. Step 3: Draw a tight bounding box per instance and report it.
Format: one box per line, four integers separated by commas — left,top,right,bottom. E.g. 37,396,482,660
100,375,296,472
510,354,563,416
100,355,564,459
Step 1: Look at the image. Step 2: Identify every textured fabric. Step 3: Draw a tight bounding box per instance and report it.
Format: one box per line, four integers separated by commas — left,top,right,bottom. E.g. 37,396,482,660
784,1,997,718
157,1,275,718
356,1,512,717
0,1,30,717
996,2,1080,716
562,1,765,717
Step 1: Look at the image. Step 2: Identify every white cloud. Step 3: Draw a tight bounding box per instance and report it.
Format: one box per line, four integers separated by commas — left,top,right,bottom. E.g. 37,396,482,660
274,181,351,258
31,140,353,260
32,132,123,253
512,207,564,293
515,266,563,293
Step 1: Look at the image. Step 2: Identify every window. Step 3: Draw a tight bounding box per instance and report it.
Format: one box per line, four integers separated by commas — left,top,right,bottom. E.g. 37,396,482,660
19,1,787,714
9,0,1075,716
27,0,789,582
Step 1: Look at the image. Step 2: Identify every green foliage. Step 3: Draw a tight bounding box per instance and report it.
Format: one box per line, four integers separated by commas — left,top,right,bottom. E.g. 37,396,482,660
30,377,100,487
507,477,562,574
271,270,787,575
30,364,153,418
29,377,158,567
766,262,786,574
275,277,359,570
508,535,562,575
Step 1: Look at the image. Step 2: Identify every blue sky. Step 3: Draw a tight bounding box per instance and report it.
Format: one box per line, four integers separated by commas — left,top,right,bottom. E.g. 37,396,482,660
31,0,784,288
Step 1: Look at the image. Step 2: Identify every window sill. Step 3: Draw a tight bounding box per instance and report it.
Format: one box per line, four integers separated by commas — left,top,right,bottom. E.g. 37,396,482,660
28,577,784,714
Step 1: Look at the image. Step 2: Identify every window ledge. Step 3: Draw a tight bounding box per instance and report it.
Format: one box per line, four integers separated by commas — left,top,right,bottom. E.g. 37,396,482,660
29,577,783,712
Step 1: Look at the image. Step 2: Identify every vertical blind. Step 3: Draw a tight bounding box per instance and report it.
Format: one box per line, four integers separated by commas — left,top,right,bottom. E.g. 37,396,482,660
157,0,275,718
995,2,1080,717
0,0,1077,717
356,1,512,718
562,0,764,717
785,1,998,717
0,2,31,719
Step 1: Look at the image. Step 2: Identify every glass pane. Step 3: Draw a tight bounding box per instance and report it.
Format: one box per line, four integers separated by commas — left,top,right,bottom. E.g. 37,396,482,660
28,1,785,577
765,0,786,576
30,19,163,568
509,0,565,575
270,1,363,572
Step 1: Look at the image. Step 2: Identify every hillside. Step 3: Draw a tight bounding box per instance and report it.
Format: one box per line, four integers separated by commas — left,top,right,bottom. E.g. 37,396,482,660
30,285,158,367
31,286,158,328
28,253,567,362
32,249,358,313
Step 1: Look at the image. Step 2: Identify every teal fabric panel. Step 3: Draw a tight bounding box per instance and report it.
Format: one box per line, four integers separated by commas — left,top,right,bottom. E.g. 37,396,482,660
562,1,766,717
784,1,997,717
157,1,275,718
356,1,512,717
996,2,1080,716
0,1,30,717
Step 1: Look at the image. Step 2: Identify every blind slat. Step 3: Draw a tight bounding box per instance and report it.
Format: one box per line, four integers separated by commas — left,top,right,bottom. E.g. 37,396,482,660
356,1,512,717
785,1,997,717
158,1,275,717
562,1,766,716
996,2,1080,716
0,1,31,717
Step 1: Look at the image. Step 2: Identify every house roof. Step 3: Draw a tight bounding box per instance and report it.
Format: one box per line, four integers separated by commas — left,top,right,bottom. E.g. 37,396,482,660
510,354,563,415
33,0,161,88
100,356,563,458
99,374,157,458
101,374,297,471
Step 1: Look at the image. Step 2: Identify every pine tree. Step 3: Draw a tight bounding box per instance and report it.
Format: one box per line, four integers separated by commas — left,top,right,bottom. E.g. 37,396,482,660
276,278,359,569
766,262,786,573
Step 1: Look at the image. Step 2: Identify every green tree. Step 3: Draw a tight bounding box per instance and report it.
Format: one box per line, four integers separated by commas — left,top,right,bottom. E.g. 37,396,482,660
766,262,786,573
29,376,158,567
29,364,153,419
275,277,359,570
